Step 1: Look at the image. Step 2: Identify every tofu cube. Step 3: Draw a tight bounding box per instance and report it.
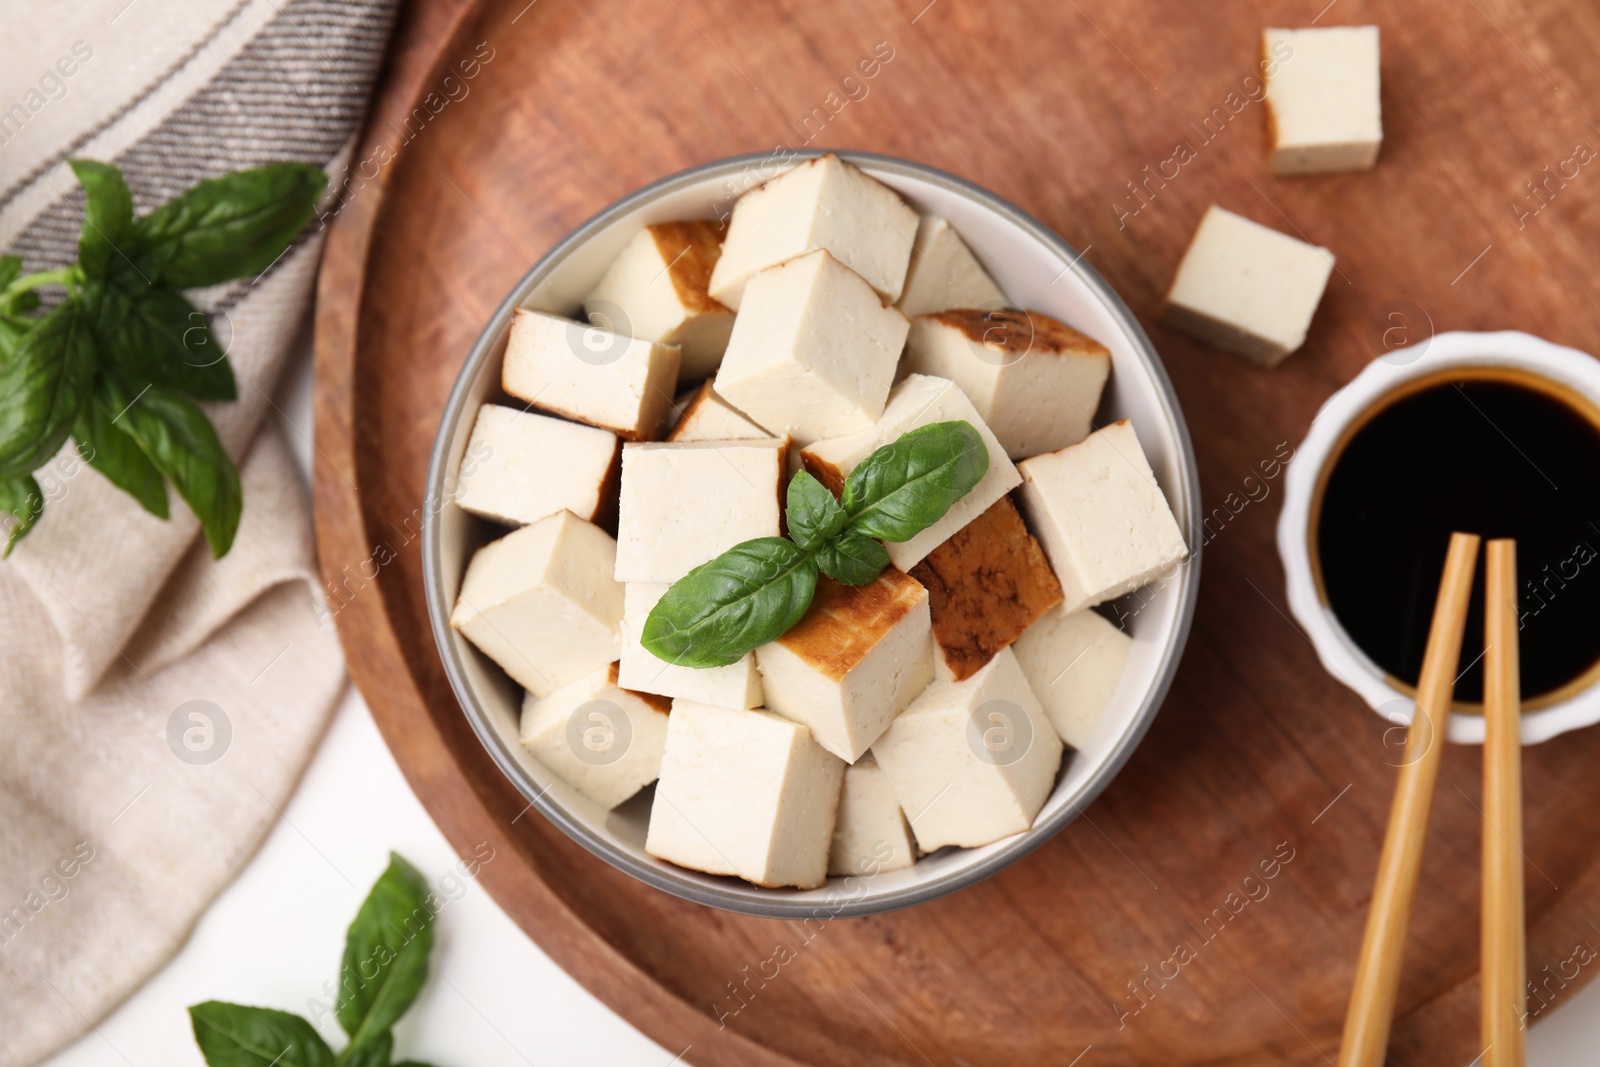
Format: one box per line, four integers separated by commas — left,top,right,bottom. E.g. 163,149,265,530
800,374,1021,570
903,309,1111,459
755,569,935,763
1162,205,1335,366
1012,606,1132,749
453,404,619,528
449,511,623,698
502,308,682,439
897,215,1008,318
872,647,1063,851
715,250,908,446
646,701,845,889
583,221,735,382
1263,26,1382,177
708,153,918,309
829,752,917,877
613,438,785,583
519,663,671,809
665,380,770,443
908,496,1063,682
617,582,763,709
1016,420,1189,614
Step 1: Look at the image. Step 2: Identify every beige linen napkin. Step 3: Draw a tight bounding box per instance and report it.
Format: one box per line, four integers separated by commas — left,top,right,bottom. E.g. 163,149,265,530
0,0,396,1061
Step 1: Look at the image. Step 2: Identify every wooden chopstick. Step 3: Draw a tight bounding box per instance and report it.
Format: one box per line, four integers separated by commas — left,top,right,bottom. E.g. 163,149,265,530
1482,539,1526,1067
1338,531,1480,1067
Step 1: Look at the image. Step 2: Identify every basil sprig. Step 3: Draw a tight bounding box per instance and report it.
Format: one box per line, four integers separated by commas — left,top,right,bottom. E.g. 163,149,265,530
641,420,988,668
0,158,325,557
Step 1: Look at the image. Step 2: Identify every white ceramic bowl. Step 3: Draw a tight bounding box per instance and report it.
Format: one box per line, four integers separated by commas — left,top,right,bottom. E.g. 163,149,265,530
1278,329,1600,745
423,151,1201,916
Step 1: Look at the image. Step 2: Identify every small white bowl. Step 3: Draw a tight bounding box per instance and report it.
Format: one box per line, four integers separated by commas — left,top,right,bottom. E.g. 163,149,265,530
423,151,1201,916
1277,329,1600,745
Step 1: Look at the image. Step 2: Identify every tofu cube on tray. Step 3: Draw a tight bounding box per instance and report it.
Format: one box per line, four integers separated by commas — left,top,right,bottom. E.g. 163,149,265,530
1012,606,1132,749
897,215,1008,318
1263,26,1382,177
618,582,763,710
452,403,619,528
665,380,770,443
519,663,671,810
829,752,917,877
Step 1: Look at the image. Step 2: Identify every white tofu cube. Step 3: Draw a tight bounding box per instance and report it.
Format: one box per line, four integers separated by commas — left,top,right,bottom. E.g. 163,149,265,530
617,582,763,709
800,374,1021,570
502,308,682,439
755,569,935,763
613,438,785,583
708,153,918,309
646,701,845,889
897,215,1008,318
665,380,770,443
903,309,1110,459
519,663,671,809
1263,26,1382,177
1163,205,1335,366
1016,420,1189,614
583,221,734,381
871,647,1063,851
829,752,917,877
453,404,618,527
449,510,623,698
714,250,908,446
1012,606,1131,749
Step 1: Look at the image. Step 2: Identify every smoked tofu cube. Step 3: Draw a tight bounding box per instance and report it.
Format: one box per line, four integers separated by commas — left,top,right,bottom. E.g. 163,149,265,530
1012,606,1131,749
708,153,918,309
613,438,786,583
646,701,845,889
1263,26,1382,177
897,215,1008,318
518,663,671,809
755,569,935,763
908,496,1063,682
1162,205,1334,366
714,250,908,446
828,752,917,876
449,510,623,698
801,374,1021,570
871,647,1063,851
617,582,763,709
453,404,619,527
583,221,734,382
502,308,682,440
1016,421,1189,614
903,309,1111,459
665,380,770,443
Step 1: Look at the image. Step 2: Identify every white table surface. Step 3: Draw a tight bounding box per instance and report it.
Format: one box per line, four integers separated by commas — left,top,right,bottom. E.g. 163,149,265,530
39,328,1600,1067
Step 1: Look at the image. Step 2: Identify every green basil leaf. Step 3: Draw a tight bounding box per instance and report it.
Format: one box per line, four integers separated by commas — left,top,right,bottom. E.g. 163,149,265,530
69,160,135,279
0,256,21,292
815,530,890,586
0,316,32,363
73,384,169,519
0,475,43,556
132,163,327,288
336,1031,392,1067
336,853,435,1050
111,382,241,556
84,281,236,401
188,1002,335,1067
0,298,96,481
642,537,820,668
785,469,845,550
840,420,988,543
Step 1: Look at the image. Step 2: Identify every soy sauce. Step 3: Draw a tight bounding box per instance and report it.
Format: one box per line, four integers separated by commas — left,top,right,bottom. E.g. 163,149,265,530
1317,375,1600,703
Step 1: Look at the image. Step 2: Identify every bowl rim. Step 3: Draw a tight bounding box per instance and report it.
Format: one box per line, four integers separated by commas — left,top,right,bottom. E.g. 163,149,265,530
421,148,1203,917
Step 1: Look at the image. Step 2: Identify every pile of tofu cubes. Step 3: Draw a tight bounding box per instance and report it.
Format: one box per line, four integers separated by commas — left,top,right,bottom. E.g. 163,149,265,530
450,154,1188,890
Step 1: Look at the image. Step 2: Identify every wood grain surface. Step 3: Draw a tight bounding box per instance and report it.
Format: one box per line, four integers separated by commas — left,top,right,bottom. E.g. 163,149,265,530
311,1,1600,1063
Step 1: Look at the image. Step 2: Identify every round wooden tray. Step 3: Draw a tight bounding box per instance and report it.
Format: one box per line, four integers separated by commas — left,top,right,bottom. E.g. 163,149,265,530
312,1,1600,1063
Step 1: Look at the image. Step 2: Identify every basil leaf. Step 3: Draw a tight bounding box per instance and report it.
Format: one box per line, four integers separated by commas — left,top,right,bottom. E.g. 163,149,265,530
642,538,820,667
336,1032,392,1067
0,256,21,292
0,298,96,480
0,475,43,556
840,421,988,543
112,382,241,556
785,470,845,550
69,160,134,279
188,1002,335,1067
132,163,327,288
74,384,168,519
815,530,890,586
336,853,435,1050
0,316,31,363
85,281,236,401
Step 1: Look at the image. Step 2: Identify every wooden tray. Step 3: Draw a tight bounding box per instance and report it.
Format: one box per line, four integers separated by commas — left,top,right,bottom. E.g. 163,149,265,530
312,1,1600,1062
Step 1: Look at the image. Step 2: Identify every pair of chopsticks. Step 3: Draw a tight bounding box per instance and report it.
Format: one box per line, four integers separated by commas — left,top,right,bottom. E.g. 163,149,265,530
1338,533,1526,1067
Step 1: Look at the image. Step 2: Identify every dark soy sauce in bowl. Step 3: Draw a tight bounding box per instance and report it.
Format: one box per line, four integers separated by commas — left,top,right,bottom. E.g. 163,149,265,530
1316,373,1600,705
